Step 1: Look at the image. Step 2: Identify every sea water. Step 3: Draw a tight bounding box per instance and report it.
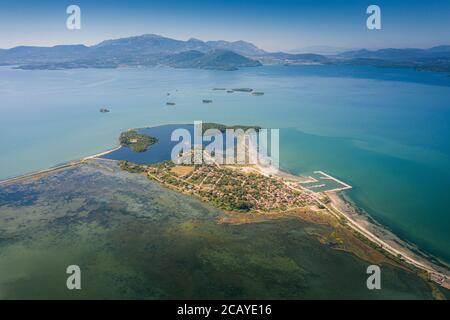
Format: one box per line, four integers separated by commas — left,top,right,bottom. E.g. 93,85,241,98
0,64,449,265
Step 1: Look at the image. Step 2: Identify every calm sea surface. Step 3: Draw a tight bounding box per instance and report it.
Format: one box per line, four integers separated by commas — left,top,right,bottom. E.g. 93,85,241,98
0,160,439,299
1,64,449,266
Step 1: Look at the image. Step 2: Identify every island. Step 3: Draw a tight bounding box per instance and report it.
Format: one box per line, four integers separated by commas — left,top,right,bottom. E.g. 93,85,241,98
119,129,158,153
252,92,264,96
1,122,449,298
232,88,253,92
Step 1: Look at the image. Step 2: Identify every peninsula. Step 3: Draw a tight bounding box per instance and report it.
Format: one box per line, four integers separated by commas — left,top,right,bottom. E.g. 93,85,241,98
113,125,450,292
119,129,158,153
0,123,448,296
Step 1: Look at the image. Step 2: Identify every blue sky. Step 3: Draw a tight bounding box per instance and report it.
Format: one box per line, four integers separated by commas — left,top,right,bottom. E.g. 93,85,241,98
0,0,448,51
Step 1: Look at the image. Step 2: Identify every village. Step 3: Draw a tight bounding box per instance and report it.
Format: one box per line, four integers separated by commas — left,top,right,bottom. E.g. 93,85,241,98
119,158,315,213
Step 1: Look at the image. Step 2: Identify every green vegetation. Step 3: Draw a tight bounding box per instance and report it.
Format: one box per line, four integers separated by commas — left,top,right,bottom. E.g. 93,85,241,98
119,130,158,153
120,158,312,213
202,122,261,134
118,160,147,173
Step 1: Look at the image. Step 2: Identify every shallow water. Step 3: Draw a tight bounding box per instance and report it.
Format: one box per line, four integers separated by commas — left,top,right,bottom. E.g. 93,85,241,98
0,161,439,299
0,64,449,270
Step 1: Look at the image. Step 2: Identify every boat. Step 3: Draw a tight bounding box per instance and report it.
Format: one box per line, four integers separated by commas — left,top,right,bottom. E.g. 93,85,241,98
252,92,264,96
166,102,176,106
202,99,213,103
99,108,110,113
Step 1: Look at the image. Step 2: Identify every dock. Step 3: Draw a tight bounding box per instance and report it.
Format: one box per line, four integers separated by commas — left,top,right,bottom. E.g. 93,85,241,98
314,170,352,192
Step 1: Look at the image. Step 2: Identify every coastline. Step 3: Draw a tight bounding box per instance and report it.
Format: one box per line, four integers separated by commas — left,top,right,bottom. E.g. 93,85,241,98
332,192,450,270
0,146,121,186
326,192,450,286
1,134,449,290
249,163,450,289
81,146,122,161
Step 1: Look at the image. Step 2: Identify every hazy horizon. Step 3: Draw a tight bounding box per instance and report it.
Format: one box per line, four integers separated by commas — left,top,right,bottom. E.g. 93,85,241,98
1,32,449,53
0,0,449,51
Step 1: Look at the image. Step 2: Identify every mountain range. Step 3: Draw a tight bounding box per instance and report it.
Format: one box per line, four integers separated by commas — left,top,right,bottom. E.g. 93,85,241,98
265,46,450,72
0,34,263,71
331,46,450,72
0,34,449,72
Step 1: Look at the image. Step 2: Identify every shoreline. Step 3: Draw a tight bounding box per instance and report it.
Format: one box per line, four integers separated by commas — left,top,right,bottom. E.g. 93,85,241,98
326,193,449,282
249,163,450,289
281,169,449,288
0,146,121,186
1,134,449,290
335,191,450,270
81,146,122,161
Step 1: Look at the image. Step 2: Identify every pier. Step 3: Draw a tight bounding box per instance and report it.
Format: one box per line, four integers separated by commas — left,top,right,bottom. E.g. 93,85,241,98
314,170,352,192
299,171,352,193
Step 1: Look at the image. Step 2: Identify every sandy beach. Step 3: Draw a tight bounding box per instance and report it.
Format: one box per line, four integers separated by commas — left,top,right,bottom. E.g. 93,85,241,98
0,146,121,186
248,162,450,289
325,192,450,289
2,140,449,290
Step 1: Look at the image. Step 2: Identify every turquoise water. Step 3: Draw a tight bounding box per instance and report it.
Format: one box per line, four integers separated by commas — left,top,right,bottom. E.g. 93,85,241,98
1,64,449,265
0,160,438,299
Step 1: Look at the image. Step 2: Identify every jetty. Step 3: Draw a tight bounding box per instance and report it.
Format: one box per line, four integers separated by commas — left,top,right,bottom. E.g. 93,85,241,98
314,171,352,192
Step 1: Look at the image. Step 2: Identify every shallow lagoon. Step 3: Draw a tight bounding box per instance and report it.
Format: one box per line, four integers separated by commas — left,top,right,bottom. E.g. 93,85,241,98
0,160,439,299
0,64,449,276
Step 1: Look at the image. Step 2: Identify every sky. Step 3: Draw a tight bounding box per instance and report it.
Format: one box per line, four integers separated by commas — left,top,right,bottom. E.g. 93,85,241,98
0,0,449,51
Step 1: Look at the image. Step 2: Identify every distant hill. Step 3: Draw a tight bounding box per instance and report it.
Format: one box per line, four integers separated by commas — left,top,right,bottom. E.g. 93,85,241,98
428,45,450,53
267,52,328,62
0,45,90,64
188,49,262,70
338,46,450,60
163,49,261,70
259,45,450,73
1,34,449,73
334,46,450,73
205,40,265,56
290,45,355,55
93,34,207,55
162,50,206,66
93,34,265,56
0,34,264,71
